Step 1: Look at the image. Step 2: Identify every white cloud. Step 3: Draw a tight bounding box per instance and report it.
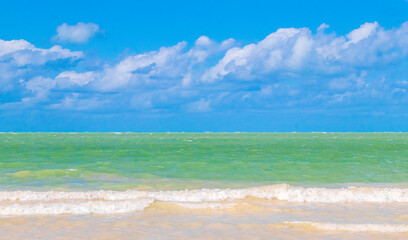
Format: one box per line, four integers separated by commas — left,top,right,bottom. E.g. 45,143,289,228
55,71,98,88
3,21,408,113
53,22,100,44
202,21,408,82
317,23,330,32
346,22,379,45
201,28,308,82
10,45,83,66
187,98,212,112
195,36,213,46
332,91,353,103
24,76,56,102
0,39,83,66
0,38,82,93
0,39,32,57
56,36,236,92
50,93,106,110
288,35,314,68
328,72,366,91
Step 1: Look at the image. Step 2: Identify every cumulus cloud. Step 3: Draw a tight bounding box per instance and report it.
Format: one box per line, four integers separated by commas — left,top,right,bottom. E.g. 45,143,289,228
346,22,379,45
2,21,408,115
0,39,82,66
55,71,98,88
22,76,56,104
201,28,311,82
202,21,408,82
53,22,101,44
0,39,32,56
55,36,236,91
0,38,82,93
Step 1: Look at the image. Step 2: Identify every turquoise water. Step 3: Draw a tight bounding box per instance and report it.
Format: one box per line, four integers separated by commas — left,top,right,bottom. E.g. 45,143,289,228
1,132,408,236
1,133,407,190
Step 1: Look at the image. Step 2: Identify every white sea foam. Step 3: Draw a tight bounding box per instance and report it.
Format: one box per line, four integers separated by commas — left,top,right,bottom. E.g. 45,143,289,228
1,184,408,203
0,198,154,215
286,221,408,233
1,184,408,215
175,202,237,209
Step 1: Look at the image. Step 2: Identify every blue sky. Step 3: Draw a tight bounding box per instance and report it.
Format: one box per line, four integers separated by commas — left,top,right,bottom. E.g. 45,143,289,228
1,0,408,131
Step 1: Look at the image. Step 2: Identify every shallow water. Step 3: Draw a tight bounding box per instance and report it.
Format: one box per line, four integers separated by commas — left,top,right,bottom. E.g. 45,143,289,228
0,133,407,239
1,200,408,240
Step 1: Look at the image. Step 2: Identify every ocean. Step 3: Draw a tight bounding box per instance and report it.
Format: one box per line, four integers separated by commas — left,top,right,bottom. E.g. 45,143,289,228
0,133,407,239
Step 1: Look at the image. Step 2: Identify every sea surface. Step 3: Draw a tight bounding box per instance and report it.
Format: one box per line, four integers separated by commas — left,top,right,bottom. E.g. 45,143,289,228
0,133,407,239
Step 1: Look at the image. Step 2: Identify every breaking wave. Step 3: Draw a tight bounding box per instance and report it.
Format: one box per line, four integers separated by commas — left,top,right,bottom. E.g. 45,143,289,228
1,184,408,215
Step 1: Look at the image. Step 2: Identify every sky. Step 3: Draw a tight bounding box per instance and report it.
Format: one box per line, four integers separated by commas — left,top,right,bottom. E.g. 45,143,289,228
1,0,408,132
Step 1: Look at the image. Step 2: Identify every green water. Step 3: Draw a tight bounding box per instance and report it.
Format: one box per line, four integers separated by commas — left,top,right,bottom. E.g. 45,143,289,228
0,133,407,190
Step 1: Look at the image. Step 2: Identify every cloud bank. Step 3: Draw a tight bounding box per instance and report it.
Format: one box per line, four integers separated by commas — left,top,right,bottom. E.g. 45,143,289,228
1,21,408,117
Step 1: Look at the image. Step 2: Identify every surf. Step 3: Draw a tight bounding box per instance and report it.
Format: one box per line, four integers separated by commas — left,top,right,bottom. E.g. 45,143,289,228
1,184,408,215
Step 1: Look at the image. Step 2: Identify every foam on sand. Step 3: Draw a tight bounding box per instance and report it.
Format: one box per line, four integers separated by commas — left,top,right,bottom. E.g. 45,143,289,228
0,199,155,215
286,221,408,233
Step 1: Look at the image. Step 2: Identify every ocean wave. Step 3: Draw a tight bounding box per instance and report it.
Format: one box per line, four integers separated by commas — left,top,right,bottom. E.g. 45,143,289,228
0,201,242,216
0,199,154,215
1,184,408,203
285,221,408,233
1,184,408,215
